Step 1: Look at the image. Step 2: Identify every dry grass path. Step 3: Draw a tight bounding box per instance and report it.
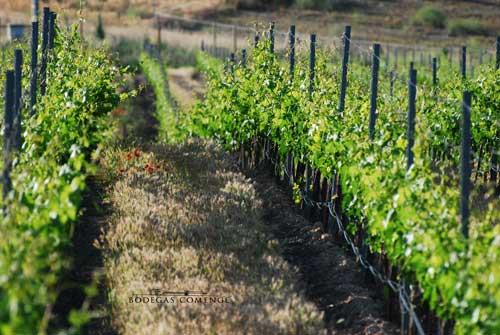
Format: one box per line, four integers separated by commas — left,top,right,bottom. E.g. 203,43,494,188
97,140,326,335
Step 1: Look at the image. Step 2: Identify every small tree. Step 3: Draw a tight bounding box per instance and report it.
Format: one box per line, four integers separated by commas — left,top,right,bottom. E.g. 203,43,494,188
96,14,105,40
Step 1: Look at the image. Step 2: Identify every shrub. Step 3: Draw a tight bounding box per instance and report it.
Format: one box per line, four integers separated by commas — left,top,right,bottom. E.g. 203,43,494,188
412,6,447,29
448,18,489,36
224,0,291,9
125,7,153,19
294,0,358,11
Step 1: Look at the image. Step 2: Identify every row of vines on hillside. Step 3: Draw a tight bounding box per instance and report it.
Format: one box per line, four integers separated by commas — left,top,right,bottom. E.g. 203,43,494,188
0,19,127,335
190,35,500,334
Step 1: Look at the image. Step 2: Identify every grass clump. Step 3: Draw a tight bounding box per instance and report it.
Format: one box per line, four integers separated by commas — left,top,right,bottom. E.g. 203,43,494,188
448,18,489,36
412,5,447,28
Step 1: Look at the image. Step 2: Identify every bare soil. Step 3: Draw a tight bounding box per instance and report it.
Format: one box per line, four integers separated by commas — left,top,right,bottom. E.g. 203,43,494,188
247,166,399,335
168,67,205,110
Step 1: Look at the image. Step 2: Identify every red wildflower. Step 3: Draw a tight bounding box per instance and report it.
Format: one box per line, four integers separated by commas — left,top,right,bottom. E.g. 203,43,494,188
126,153,133,160
112,108,128,116
145,164,150,169
147,166,154,173
134,150,141,157
156,164,161,169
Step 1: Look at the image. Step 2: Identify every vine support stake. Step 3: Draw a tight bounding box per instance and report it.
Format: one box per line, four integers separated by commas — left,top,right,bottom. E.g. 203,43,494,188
432,57,437,86
254,23,259,48
496,36,500,70
30,20,39,115
394,47,398,69
241,49,247,67
269,22,275,54
230,52,235,73
2,71,14,200
390,70,394,97
461,91,472,238
491,40,498,184
287,25,296,187
461,45,466,79
14,50,23,151
48,12,56,50
369,43,380,140
339,26,351,115
289,25,295,77
401,68,417,335
40,7,50,96
406,69,417,169
309,33,316,100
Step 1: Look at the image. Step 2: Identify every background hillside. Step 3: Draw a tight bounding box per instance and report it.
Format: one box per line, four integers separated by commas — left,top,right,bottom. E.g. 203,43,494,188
1,0,500,46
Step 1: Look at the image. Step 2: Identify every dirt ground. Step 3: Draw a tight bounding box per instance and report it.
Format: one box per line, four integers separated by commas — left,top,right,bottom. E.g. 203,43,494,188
168,67,205,110
247,166,399,335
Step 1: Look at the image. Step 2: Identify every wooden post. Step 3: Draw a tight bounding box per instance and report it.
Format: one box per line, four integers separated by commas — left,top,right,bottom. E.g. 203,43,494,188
242,49,247,67
461,46,466,79
230,52,235,73
309,34,316,100
369,43,380,140
40,7,50,96
406,69,417,169
432,57,437,86
269,22,275,54
402,68,417,335
287,25,296,186
390,70,395,97
339,26,351,115
461,91,472,238
14,50,23,151
289,25,295,77
48,12,56,49
394,47,398,69
496,36,500,70
303,33,316,218
491,39,500,186
2,71,15,200
30,20,39,114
